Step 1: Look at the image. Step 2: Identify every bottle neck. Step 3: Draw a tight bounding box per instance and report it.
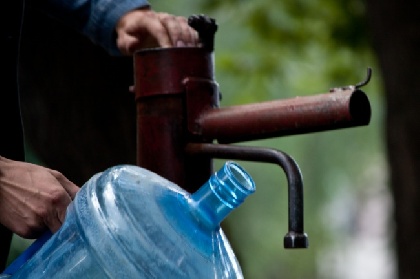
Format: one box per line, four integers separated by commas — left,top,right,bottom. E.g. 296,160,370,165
190,162,255,230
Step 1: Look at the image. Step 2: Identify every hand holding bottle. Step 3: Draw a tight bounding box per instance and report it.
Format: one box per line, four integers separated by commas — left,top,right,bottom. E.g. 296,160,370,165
0,157,79,238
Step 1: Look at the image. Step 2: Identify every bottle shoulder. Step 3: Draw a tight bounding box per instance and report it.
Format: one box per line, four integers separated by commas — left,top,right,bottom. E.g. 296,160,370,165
76,165,242,278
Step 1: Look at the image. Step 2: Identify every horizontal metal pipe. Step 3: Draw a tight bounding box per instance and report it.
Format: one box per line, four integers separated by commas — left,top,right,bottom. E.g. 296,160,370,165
196,89,371,143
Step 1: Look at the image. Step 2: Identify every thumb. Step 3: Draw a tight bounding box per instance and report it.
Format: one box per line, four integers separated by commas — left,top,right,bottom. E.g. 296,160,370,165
45,193,71,233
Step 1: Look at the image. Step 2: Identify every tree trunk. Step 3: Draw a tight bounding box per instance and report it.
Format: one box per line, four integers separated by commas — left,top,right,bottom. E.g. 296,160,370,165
366,1,420,278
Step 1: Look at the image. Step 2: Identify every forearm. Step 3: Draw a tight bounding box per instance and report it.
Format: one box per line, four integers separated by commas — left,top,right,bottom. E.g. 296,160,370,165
38,0,150,55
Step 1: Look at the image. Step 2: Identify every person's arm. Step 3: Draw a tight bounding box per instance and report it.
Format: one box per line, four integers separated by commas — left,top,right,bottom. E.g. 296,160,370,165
115,7,200,55
0,156,79,238
38,0,199,55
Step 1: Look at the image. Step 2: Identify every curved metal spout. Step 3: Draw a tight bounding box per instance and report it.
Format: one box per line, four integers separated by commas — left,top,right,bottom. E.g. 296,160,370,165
185,143,309,249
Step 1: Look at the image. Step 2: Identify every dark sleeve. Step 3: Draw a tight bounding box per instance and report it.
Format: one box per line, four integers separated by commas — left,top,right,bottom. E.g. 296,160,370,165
37,0,150,55
0,0,25,270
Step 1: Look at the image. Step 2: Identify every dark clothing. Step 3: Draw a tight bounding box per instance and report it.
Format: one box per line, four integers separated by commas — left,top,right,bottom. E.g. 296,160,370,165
0,0,150,270
0,0,25,270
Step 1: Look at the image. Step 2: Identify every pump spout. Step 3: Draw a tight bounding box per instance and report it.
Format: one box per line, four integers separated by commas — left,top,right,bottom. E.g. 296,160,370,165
188,88,371,144
186,143,309,249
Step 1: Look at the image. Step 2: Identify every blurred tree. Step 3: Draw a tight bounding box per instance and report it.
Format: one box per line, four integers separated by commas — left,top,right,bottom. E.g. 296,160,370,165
366,0,420,278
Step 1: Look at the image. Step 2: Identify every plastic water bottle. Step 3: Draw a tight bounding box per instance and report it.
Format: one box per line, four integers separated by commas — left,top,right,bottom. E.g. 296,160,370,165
2,161,255,278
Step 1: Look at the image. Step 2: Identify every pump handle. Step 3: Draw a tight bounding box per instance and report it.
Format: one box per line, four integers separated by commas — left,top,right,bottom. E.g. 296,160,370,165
188,14,218,52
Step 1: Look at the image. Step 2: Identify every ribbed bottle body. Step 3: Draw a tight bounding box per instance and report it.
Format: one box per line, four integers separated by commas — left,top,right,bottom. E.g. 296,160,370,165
7,162,255,278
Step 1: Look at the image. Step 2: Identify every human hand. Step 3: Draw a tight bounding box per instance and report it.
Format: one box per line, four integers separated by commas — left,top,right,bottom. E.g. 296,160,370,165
0,157,79,238
115,8,200,55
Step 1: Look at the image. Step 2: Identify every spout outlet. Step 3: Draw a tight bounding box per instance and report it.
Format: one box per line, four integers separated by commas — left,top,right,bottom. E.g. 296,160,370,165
284,232,309,249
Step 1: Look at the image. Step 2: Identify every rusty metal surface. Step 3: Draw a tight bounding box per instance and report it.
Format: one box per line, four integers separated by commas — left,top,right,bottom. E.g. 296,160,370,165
136,96,185,186
134,47,214,98
134,47,216,192
184,77,220,138
186,143,309,248
193,89,371,143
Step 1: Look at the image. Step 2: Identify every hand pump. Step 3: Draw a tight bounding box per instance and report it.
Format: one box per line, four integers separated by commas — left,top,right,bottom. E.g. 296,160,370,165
134,15,372,248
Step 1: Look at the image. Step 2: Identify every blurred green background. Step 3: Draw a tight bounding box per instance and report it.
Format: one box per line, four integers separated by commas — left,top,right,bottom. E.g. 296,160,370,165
9,0,392,278
153,1,388,278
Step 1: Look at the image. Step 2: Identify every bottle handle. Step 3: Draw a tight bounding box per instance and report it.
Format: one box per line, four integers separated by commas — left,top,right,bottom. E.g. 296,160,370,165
2,230,53,275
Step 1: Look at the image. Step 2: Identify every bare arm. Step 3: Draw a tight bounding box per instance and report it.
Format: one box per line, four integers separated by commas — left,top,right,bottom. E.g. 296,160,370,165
39,0,199,55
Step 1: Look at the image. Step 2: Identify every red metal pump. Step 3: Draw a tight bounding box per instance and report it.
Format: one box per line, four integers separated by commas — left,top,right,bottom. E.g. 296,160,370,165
133,15,371,249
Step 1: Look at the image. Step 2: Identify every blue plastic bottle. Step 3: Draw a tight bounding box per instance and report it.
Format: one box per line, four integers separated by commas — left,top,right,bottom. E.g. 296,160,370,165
2,161,255,278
